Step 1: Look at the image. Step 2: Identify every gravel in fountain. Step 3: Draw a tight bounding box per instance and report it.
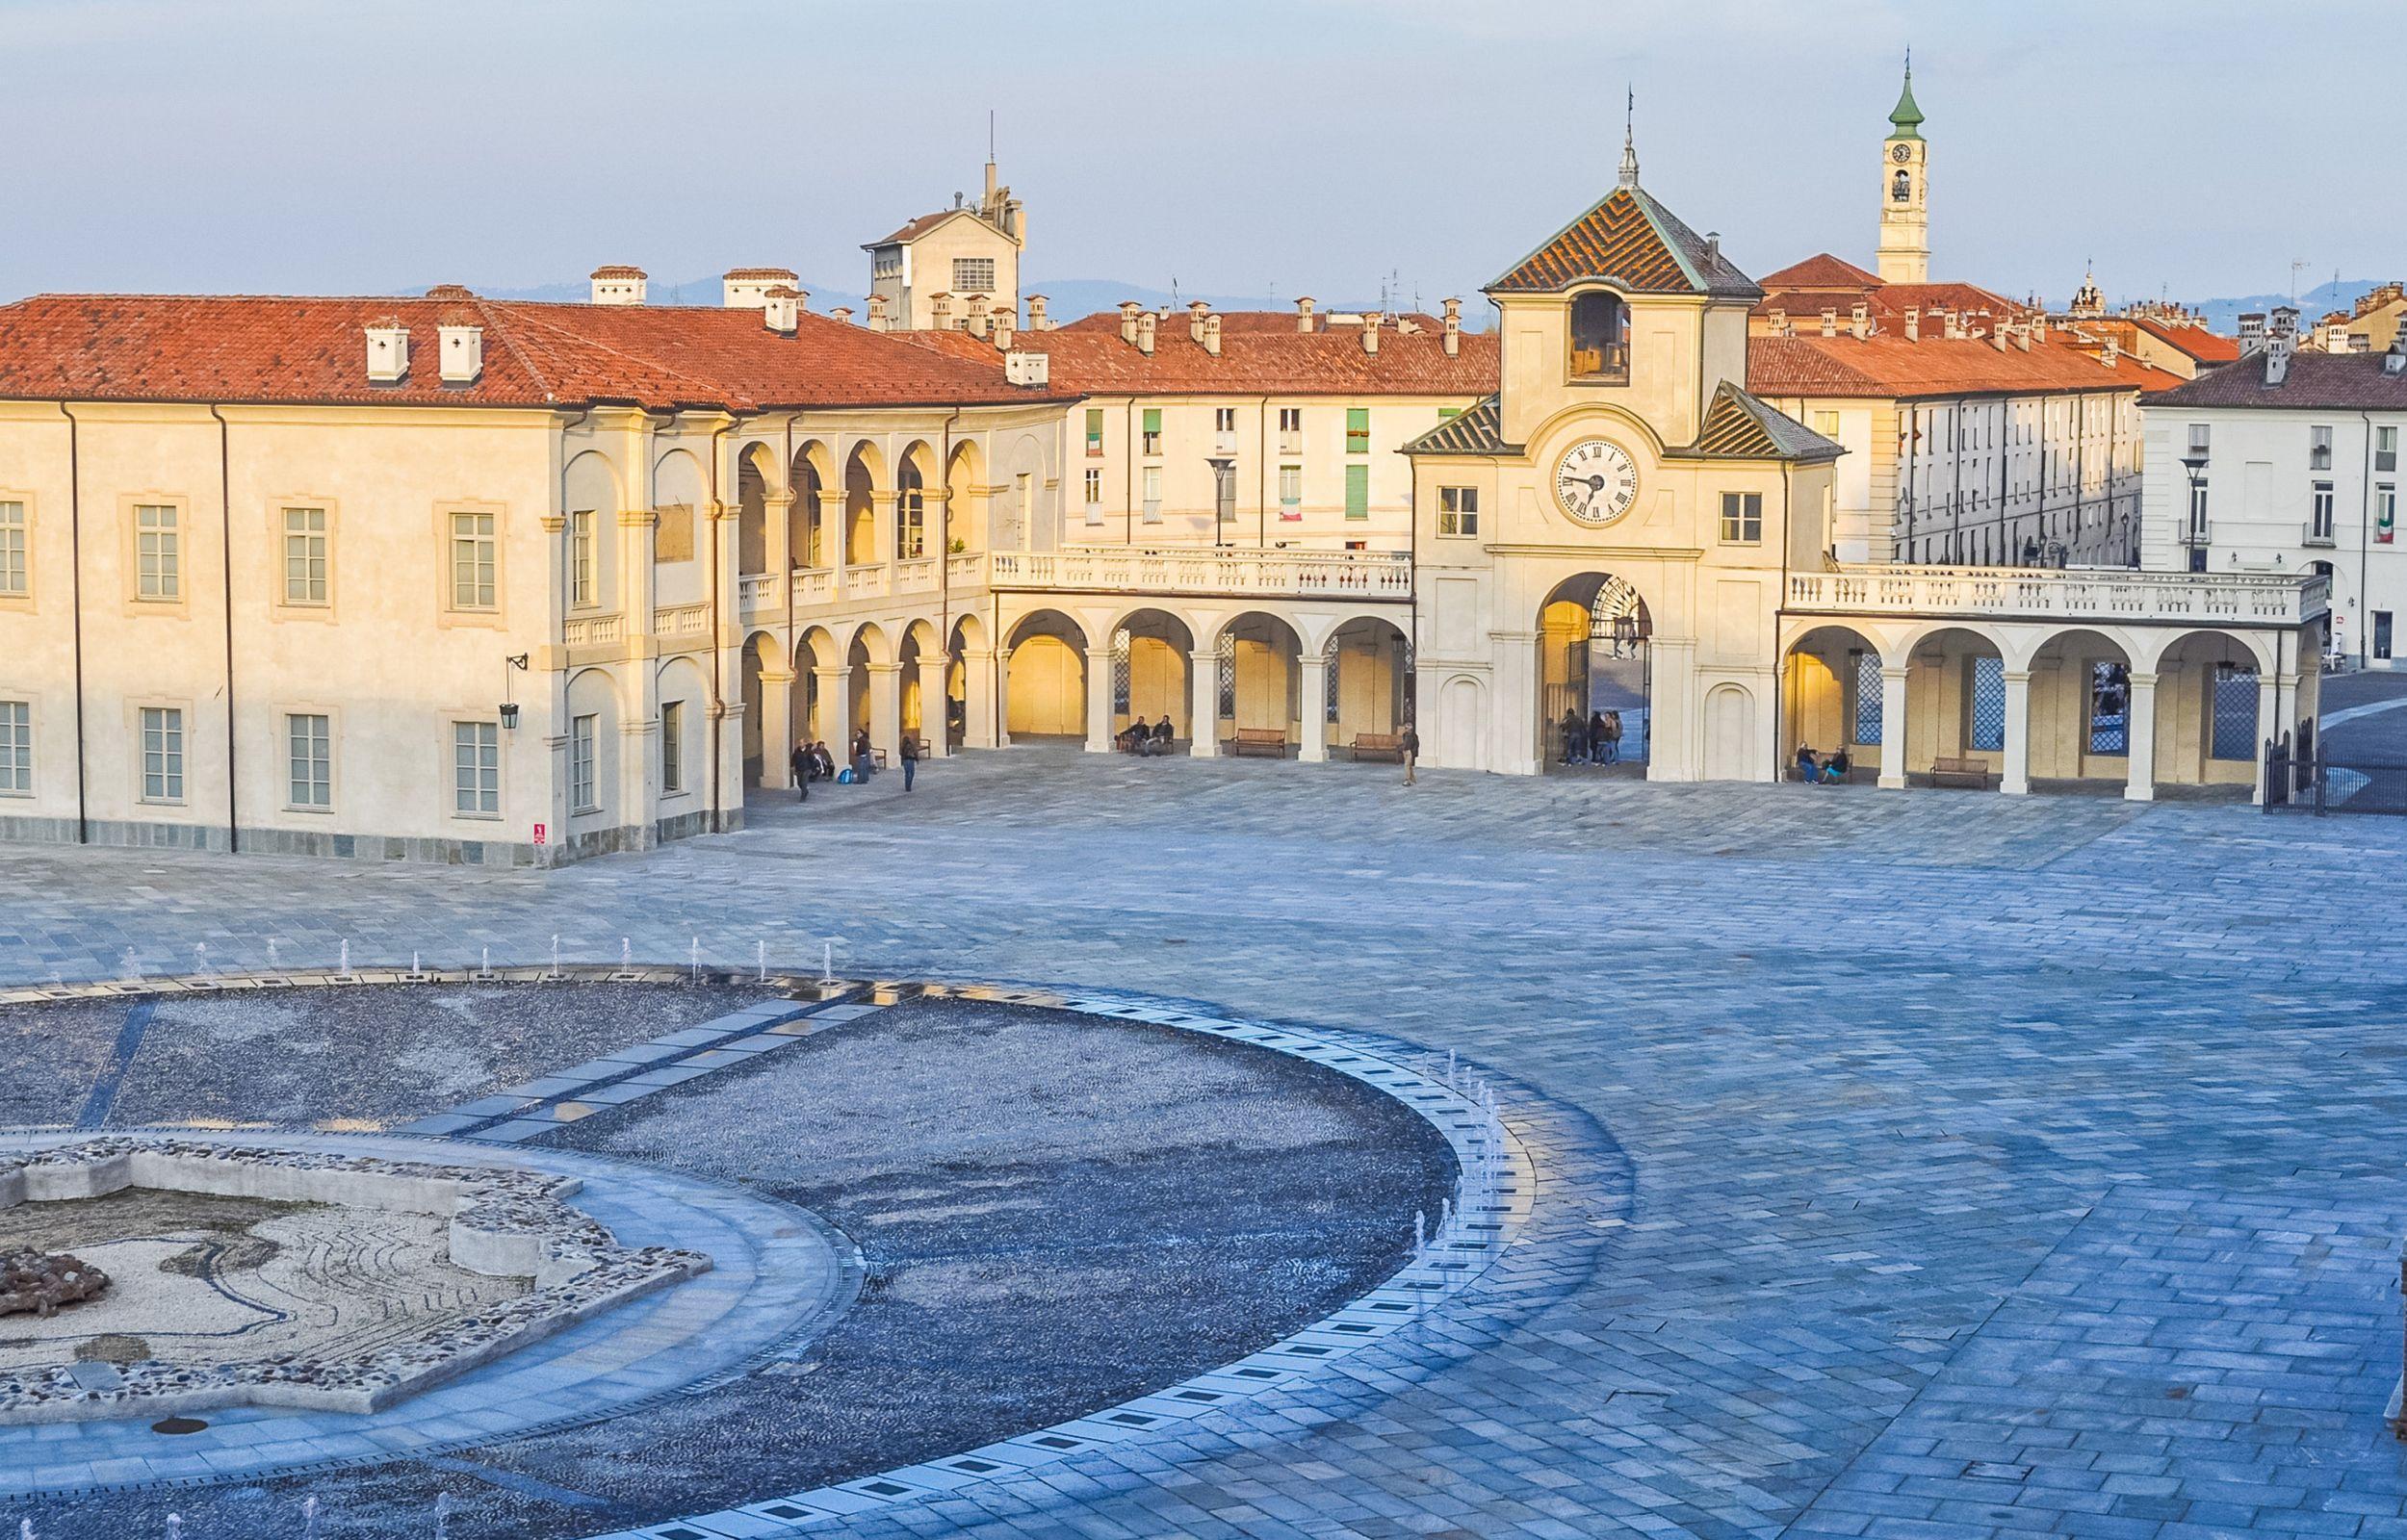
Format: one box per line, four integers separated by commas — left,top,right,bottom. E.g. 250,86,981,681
10,994,1455,1540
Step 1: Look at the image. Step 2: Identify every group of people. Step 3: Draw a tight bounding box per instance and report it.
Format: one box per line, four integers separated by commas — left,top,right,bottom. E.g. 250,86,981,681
1557,709,1625,765
789,726,922,798
1115,716,1178,756
1795,746,1853,783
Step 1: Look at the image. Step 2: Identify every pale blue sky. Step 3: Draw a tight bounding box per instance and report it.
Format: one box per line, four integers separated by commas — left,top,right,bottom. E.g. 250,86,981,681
3,0,2394,310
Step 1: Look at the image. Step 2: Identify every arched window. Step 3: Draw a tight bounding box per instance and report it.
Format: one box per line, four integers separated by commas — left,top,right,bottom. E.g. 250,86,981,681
1568,292,1629,381
1892,169,1911,201
897,463,925,559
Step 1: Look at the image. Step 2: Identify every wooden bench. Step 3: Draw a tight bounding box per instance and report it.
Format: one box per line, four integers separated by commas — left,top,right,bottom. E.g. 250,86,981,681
1229,729,1289,758
1350,732,1405,763
1928,755,1988,789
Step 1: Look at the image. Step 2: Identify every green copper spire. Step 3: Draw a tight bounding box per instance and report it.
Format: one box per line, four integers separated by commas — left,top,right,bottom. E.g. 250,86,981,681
1888,52,1924,141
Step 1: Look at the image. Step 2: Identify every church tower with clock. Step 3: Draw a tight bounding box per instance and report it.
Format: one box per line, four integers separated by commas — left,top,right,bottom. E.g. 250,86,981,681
1875,59,1929,283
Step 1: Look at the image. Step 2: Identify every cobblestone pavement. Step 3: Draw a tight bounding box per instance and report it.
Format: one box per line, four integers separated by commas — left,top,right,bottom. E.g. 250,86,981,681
4,749,2407,1539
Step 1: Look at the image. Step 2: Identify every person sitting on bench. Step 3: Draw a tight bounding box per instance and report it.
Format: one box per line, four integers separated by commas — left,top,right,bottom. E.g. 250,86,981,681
1151,715,1174,754
1797,745,1821,782
1822,748,1851,783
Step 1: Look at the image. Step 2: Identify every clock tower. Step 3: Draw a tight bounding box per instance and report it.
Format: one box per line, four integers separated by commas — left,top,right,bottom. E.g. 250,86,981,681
1875,59,1928,284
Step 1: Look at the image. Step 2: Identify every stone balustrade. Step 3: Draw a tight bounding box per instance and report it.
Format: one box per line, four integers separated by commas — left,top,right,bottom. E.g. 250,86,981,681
1787,564,2327,627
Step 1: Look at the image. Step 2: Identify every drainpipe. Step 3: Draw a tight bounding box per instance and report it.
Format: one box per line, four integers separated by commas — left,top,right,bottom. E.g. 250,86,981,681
59,403,87,843
209,405,239,852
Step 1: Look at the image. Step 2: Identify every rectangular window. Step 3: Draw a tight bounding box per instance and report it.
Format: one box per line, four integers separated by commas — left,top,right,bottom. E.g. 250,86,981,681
135,504,180,600
1279,464,1302,518
571,509,597,607
660,700,684,793
1719,491,1763,543
2086,661,2130,755
450,510,497,609
570,714,598,811
0,501,24,597
1967,655,2006,753
1141,466,1162,524
2311,424,2334,471
2377,611,2395,662
1214,406,1237,454
140,706,184,801
1438,486,1479,537
1213,461,1236,524
1812,410,1841,437
2187,423,2210,457
2380,425,2399,474
1345,407,1370,454
0,700,28,793
1343,463,1369,520
452,721,500,815
286,712,330,808
1083,467,1102,524
2187,478,2210,539
1851,650,1883,745
1141,408,1162,456
1278,406,1303,455
950,257,995,295
1085,407,1104,457
2380,484,2396,545
2210,664,2259,759
281,506,328,605
2311,481,2336,542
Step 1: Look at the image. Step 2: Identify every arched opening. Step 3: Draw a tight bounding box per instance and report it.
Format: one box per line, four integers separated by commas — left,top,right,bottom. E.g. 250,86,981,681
1785,624,1883,783
564,668,619,827
946,440,987,556
2027,629,2135,787
1702,683,1757,781
899,619,941,750
1006,609,1089,741
739,631,778,788
1438,674,1487,773
846,623,888,750
789,442,833,571
1902,625,2008,789
562,451,619,612
843,443,883,566
735,445,773,576
1567,291,1630,382
896,441,935,561
2156,630,2268,796
1325,616,1411,757
947,614,989,749
795,627,839,751
656,655,709,810
1109,608,1196,751
650,449,707,608
1537,573,1651,774
1213,612,1304,751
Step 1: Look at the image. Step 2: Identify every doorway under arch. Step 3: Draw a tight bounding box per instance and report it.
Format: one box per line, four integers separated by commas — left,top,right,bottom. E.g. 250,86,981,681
1006,610,1089,741
1538,573,1652,772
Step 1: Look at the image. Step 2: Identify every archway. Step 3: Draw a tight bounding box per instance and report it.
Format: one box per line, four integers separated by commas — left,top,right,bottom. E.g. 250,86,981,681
789,441,833,570
843,443,883,566
735,444,774,576
948,613,991,749
739,630,778,788
846,622,890,749
795,627,839,750
1324,616,1411,757
1901,625,2009,788
1537,574,1652,772
1213,612,1304,750
562,450,619,611
2026,629,2135,788
899,619,943,751
1006,609,1088,740
946,440,987,556
1702,683,1756,781
1785,624,1883,781
1110,608,1196,748
896,441,936,561
2154,629,2270,796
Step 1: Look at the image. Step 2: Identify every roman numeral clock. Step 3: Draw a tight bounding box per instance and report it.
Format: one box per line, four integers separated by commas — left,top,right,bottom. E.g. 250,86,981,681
1553,437,1640,526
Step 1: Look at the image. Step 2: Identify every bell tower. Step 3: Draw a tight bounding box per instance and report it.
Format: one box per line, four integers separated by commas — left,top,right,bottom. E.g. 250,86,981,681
1876,57,1928,284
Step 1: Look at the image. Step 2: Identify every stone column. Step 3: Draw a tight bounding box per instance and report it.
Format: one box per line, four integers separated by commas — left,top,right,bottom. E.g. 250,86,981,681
762,492,794,600
962,648,998,748
1189,649,1220,757
1084,648,1117,754
867,661,904,766
758,668,795,789
917,656,949,757
2253,669,2279,806
812,665,849,750
2001,668,2032,796
872,491,899,564
1297,652,1330,762
815,491,844,573
619,508,662,847
2124,670,2160,802
1876,663,1911,789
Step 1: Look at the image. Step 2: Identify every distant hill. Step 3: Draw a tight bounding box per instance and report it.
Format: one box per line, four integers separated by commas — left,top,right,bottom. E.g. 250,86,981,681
2185,278,2387,332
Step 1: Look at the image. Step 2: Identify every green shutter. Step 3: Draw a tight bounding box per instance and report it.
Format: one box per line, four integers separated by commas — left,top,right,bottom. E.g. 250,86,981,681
1437,406,1461,420
1346,406,1369,452
1345,464,1370,519
1143,408,1162,433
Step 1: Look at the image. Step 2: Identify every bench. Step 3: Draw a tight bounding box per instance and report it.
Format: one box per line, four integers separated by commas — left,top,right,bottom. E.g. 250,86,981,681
1928,755,1989,789
1351,732,1405,763
1229,729,1289,758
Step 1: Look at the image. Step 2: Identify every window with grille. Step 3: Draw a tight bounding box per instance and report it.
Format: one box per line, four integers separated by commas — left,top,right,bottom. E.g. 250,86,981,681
450,511,497,609
1851,650,1883,745
2085,661,2130,754
2210,664,2258,760
1345,407,1369,454
1438,486,1478,536
571,510,597,607
0,700,28,793
1719,491,1762,543
660,700,684,792
570,714,598,811
951,258,995,295
0,501,24,596
136,504,180,600
1967,655,2005,752
1344,464,1369,520
453,721,500,815
141,706,184,801
286,713,330,808
282,507,328,605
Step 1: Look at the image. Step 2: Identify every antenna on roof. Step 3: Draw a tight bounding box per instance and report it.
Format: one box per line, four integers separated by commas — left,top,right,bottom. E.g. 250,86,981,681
989,108,996,163
1618,85,1640,190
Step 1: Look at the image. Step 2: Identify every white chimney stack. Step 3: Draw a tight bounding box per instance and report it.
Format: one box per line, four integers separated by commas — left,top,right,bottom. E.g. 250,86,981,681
1851,301,1870,340
722,268,798,309
867,294,890,331
436,313,483,384
966,294,991,339
1203,314,1222,356
1189,300,1210,344
930,293,953,331
1443,296,1462,357
1296,295,1316,333
589,266,647,305
365,319,410,383
1820,307,1838,338
830,305,854,326
762,285,800,335
1361,313,1381,355
1136,311,1157,356
993,308,1015,350
1026,294,1049,330
1903,307,1921,342
1120,300,1144,345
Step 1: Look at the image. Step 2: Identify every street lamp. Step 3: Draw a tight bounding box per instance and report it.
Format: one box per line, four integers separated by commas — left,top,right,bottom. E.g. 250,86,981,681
500,653,529,731
2179,452,2210,571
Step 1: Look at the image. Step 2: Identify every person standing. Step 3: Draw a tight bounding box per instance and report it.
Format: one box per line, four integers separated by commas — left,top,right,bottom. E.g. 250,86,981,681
789,742,811,802
1602,709,1623,764
1561,708,1587,765
901,732,919,792
851,727,874,782
1399,720,1420,785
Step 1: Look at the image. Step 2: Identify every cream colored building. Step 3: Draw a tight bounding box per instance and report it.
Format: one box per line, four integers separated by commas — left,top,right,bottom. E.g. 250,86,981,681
864,159,1024,333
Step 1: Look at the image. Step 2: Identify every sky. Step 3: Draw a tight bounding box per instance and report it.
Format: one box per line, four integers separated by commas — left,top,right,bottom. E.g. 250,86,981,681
4,0,2398,313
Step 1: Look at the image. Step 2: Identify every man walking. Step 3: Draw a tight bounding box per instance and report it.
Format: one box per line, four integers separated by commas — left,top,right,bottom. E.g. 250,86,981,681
901,732,919,792
789,741,811,802
1399,719,1420,785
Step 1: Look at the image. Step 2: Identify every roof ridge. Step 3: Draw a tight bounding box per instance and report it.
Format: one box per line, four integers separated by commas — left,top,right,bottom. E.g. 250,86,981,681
470,298,556,404
492,302,755,410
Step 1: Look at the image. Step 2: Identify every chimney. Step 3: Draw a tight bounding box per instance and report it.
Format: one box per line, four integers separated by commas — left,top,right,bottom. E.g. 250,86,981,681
1820,306,1838,338
993,306,1016,349
589,266,646,306
966,294,990,339
2238,312,2265,342
2032,315,2048,343
2265,305,2298,385
1005,349,1048,388
1120,300,1144,344
1443,296,1462,357
762,285,800,335
1135,311,1156,355
1361,313,1381,355
1991,323,2007,352
1942,308,1965,341
365,319,410,383
929,292,953,331
867,294,889,330
1296,295,1316,333
2100,337,2119,368
1189,299,1210,344
2384,332,2405,375
1703,231,1721,266
1203,314,1222,356
830,305,854,325
1904,307,1921,342
1026,294,1049,330
2011,321,2032,351
436,311,483,384
1850,301,1869,340
722,268,798,309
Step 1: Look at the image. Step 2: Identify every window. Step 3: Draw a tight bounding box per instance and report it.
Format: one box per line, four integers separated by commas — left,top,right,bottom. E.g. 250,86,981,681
1851,650,1883,745
660,700,684,793
453,721,500,815
286,713,330,808
897,468,925,559
1345,407,1370,454
2311,424,2333,471
449,510,497,609
1085,407,1104,457
1967,656,2005,753
1279,464,1302,518
140,706,184,802
570,714,598,811
1567,291,1630,379
1438,486,1479,537
2381,425,2399,474
2310,481,2336,542
950,257,995,295
0,501,24,597
1141,408,1162,456
1213,461,1236,525
2187,478,2210,540
2210,664,2259,759
2378,612,2395,662
1278,407,1303,455
1141,466,1162,523
571,509,597,607
2381,484,2397,545
1812,410,1841,437
1083,468,1102,524
1437,406,1461,421
1344,463,1369,521
1719,491,1763,543
2085,661,2130,755
135,504,180,601
281,507,328,605
1214,406,1237,454
0,700,28,793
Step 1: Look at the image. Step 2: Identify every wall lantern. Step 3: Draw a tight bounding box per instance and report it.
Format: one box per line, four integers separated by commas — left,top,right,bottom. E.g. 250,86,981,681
501,653,530,730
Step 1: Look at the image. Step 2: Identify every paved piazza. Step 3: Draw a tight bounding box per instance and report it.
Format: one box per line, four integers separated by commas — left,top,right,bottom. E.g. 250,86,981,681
4,748,2407,1539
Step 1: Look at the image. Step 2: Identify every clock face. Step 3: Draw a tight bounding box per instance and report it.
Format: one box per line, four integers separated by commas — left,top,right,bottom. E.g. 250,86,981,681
1892,143,1913,164
1554,438,1641,526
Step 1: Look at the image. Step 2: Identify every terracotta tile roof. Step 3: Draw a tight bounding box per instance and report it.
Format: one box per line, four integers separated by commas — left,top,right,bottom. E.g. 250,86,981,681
1402,396,1514,455
1756,253,1882,291
1488,187,1760,299
0,293,1065,412
2149,349,2407,410
1052,308,1456,335
1754,279,2029,328
2124,314,2243,364
907,321,1499,397
864,207,1014,249
1669,384,1842,461
1747,333,2185,399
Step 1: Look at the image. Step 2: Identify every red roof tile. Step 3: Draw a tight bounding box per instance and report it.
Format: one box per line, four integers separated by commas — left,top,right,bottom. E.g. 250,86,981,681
1488,187,1758,298
1755,253,1883,291
2123,315,2242,364
1747,333,2184,399
907,321,1498,397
